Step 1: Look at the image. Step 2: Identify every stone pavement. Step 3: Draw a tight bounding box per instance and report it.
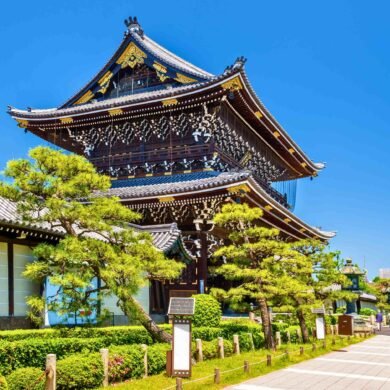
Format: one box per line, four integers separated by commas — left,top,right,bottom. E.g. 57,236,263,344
228,332,390,390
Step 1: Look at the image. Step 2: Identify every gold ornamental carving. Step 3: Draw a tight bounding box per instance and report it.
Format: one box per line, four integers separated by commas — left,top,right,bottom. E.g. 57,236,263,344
116,42,147,69
221,76,243,91
158,196,175,203
264,205,273,211
254,111,263,119
108,108,123,116
98,71,114,94
60,117,73,124
153,62,169,82
73,90,94,105
227,184,250,194
16,119,28,128
161,98,178,106
175,73,197,84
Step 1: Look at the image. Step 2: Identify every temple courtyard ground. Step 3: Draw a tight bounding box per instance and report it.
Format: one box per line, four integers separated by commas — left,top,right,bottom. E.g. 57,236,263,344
228,329,390,390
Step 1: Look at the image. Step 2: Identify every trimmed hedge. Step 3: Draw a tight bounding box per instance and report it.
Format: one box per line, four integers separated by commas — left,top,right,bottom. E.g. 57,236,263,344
0,321,265,376
6,367,44,390
2,330,263,387
0,338,107,375
57,353,103,390
0,376,7,390
192,294,222,327
280,325,300,343
193,321,264,349
0,326,155,344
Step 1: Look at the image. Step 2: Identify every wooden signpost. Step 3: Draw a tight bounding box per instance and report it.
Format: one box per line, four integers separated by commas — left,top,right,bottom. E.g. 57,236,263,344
311,307,326,340
167,297,195,378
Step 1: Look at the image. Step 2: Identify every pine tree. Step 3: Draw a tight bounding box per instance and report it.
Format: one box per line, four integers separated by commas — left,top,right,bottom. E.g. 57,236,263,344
0,146,183,342
212,203,286,349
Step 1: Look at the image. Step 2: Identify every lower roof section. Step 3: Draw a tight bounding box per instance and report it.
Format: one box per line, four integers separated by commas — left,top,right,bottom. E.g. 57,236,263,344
0,197,192,257
102,170,335,241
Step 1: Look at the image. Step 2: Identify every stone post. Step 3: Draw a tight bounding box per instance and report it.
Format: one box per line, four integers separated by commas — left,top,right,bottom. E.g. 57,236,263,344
218,337,224,359
45,354,56,390
100,349,109,387
141,344,148,378
196,339,203,362
275,331,281,348
233,334,240,355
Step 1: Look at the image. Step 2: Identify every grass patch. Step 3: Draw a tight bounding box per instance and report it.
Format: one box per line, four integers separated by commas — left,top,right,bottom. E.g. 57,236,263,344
106,335,370,389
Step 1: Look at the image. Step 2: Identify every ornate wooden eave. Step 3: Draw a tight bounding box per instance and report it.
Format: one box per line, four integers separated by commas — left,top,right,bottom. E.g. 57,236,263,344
98,171,335,241
8,71,321,179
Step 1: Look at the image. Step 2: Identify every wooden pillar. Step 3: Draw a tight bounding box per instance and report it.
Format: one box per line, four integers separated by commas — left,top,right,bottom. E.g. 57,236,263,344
214,368,220,384
7,243,14,316
199,231,208,293
244,360,249,373
267,354,272,366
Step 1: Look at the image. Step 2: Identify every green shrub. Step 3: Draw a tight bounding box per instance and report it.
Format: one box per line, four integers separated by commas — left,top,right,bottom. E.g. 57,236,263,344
56,353,103,390
6,367,44,390
280,325,300,343
198,339,233,360
192,321,264,349
147,344,170,375
0,326,156,345
0,337,106,375
109,345,146,380
272,322,289,332
192,294,222,327
360,308,376,316
237,333,254,351
0,376,7,390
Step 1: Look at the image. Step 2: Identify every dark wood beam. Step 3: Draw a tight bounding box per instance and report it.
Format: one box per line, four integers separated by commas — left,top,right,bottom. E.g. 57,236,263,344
7,243,14,316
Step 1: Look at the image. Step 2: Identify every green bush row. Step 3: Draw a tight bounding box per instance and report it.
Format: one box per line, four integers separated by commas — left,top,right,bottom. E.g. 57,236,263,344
0,337,108,375
0,320,262,344
193,321,264,348
0,325,157,344
3,330,263,389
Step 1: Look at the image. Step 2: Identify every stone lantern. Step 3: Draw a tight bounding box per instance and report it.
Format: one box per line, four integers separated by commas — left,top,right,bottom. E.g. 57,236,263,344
341,258,365,314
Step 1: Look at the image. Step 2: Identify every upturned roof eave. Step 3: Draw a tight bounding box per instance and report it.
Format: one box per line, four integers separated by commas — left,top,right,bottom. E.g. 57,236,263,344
103,171,335,241
238,69,324,174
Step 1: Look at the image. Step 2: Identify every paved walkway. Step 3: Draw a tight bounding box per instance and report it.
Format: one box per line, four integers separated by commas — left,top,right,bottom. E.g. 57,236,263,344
228,332,390,390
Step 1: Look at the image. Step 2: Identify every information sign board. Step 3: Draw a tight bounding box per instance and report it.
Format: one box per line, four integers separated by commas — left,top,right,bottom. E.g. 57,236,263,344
168,297,195,316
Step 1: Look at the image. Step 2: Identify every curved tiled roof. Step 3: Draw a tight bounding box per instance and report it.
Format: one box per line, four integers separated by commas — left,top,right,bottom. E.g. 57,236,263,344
101,170,335,240
0,197,191,254
101,171,251,199
131,31,214,80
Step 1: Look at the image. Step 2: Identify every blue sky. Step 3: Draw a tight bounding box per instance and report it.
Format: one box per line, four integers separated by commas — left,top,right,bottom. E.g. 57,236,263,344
1,1,389,277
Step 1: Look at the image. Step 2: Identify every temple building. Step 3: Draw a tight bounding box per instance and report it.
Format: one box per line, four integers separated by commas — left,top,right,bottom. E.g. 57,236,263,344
7,17,335,320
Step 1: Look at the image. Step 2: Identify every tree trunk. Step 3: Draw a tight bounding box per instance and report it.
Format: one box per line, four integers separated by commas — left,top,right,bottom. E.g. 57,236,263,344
121,295,172,343
258,297,274,350
297,308,310,343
